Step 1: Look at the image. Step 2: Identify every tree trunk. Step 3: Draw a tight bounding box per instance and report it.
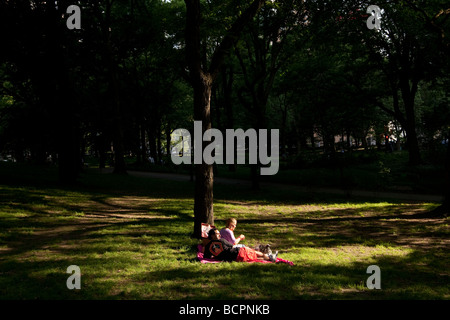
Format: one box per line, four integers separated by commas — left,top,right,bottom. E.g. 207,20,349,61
441,141,450,211
148,128,158,164
140,125,147,163
193,74,215,238
157,126,162,164
110,86,127,174
103,0,126,175
429,140,450,217
400,77,421,165
97,134,107,169
222,65,236,172
166,122,171,159
184,0,265,238
403,101,422,165
46,1,80,184
57,84,80,184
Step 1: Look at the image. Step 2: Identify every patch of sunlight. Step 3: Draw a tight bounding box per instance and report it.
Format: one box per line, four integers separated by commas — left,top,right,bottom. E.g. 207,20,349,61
294,245,412,266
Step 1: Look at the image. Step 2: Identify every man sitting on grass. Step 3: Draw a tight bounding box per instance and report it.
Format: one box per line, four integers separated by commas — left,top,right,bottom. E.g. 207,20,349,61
204,228,277,262
220,218,246,247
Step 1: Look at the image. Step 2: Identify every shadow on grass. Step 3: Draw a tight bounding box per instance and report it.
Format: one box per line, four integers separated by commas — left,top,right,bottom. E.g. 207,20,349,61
0,163,448,299
122,249,449,300
1,243,447,299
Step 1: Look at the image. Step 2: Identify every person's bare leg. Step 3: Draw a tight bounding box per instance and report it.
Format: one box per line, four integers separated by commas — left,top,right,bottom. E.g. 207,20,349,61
255,251,270,261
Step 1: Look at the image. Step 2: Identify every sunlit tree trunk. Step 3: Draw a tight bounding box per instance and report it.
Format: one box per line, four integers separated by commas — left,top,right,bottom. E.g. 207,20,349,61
184,0,265,238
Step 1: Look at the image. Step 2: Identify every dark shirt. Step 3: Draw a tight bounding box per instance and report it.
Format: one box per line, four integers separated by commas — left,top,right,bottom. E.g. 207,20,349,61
204,238,240,262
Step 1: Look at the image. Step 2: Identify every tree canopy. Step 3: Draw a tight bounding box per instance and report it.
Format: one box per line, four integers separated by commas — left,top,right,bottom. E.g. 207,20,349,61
1,0,449,225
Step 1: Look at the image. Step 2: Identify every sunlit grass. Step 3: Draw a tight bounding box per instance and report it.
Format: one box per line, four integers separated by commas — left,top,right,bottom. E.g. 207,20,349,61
0,164,448,300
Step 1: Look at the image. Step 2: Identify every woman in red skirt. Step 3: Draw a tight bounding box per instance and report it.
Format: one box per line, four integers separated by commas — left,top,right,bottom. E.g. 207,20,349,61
204,229,277,262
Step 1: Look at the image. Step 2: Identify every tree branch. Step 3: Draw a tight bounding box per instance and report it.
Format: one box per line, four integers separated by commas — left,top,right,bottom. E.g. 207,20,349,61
208,0,266,80
184,0,204,79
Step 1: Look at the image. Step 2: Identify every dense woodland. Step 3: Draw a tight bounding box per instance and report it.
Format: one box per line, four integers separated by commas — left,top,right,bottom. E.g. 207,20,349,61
1,1,449,234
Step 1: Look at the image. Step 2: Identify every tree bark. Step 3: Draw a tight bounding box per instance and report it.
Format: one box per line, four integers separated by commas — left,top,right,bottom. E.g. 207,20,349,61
400,75,422,165
184,0,265,238
104,0,127,175
192,73,214,238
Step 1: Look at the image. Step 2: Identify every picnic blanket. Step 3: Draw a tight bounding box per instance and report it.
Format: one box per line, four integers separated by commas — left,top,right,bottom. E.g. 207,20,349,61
197,245,294,266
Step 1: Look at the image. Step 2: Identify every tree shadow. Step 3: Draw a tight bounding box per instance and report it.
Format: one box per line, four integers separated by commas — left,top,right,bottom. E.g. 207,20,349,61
127,247,448,300
1,164,447,299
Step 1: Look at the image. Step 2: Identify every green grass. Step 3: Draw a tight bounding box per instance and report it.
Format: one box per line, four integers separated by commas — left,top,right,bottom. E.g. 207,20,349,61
0,162,449,300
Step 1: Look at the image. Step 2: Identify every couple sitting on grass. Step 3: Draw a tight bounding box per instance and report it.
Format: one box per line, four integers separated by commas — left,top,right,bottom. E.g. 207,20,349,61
204,218,278,262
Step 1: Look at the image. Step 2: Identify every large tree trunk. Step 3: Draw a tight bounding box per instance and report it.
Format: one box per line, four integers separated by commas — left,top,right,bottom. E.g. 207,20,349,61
192,74,215,238
184,0,265,238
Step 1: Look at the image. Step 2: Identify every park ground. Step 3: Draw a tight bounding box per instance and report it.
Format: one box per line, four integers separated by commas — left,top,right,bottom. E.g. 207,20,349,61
0,158,449,300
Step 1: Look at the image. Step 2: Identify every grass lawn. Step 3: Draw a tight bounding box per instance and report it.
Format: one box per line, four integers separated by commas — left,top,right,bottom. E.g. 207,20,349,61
0,163,448,300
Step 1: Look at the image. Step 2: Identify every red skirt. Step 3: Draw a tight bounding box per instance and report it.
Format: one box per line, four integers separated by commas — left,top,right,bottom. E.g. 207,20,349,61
236,247,258,262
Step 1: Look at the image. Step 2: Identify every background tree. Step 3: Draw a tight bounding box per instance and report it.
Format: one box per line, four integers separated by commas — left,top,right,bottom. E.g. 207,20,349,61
233,0,307,189
0,0,82,183
0,0,448,220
